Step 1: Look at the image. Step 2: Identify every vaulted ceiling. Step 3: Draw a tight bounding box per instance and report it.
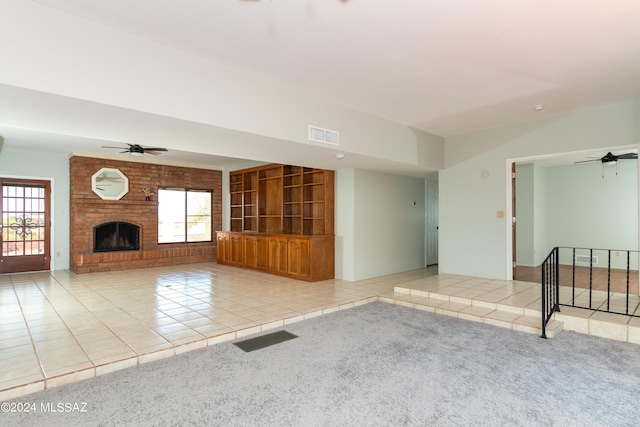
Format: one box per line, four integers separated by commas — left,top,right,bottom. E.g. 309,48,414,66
2,0,640,172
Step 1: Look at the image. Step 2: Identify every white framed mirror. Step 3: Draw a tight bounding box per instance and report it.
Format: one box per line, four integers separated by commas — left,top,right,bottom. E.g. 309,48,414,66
91,168,129,200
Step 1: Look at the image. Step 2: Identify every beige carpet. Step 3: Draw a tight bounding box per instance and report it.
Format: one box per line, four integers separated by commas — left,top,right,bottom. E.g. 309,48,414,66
2,302,640,426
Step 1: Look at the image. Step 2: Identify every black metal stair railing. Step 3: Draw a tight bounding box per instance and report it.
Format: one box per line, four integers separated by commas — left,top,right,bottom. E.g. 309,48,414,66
557,246,640,316
540,246,640,338
541,247,560,338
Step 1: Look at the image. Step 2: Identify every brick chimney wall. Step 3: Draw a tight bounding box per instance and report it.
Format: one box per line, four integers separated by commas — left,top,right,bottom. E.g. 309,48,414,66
70,156,222,273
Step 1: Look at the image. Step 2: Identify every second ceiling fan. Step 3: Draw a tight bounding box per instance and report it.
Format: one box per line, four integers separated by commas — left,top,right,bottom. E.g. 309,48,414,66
575,151,637,164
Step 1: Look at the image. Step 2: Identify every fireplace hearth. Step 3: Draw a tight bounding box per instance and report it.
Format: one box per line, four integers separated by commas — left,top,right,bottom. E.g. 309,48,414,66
94,222,140,252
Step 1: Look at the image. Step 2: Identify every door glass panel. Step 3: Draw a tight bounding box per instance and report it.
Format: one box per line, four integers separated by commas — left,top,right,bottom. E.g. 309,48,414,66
2,184,47,257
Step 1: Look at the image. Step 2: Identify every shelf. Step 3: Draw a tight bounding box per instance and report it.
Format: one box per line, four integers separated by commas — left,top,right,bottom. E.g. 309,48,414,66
230,163,333,236
259,167,283,180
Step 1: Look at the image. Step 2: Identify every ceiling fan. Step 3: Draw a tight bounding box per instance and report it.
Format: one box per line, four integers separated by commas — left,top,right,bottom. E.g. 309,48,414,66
102,143,168,156
575,151,637,164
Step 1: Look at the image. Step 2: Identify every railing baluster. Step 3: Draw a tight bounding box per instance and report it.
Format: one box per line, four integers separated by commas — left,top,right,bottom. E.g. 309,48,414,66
607,250,611,312
572,247,576,306
626,251,630,315
589,248,593,309
553,247,560,311
543,251,547,338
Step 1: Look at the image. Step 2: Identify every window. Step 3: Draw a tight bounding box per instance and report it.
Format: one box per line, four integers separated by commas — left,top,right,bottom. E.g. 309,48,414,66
158,189,212,243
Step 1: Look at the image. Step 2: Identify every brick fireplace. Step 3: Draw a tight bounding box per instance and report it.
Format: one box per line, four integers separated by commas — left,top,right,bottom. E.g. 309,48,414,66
70,156,222,273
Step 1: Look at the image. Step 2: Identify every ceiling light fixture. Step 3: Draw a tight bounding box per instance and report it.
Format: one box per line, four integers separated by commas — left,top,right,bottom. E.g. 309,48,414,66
533,104,545,112
336,153,345,160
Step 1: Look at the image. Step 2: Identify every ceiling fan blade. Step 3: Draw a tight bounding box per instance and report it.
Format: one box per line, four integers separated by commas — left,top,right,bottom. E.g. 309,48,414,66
102,144,167,155
574,159,601,164
616,153,638,159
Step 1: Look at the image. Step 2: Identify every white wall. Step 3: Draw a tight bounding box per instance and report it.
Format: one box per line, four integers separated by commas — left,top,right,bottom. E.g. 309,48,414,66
440,98,640,280
516,161,638,268
351,169,425,281
335,169,356,281
515,163,535,266
545,161,638,266
533,164,548,265
0,146,70,270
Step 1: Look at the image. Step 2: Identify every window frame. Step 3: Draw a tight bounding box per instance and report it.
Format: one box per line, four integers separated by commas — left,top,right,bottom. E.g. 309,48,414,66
157,187,213,244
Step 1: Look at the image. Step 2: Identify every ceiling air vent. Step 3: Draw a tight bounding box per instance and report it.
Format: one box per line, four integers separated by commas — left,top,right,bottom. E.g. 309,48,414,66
309,125,339,145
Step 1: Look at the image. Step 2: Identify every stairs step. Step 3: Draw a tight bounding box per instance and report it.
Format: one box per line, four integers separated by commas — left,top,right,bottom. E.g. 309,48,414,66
388,286,564,338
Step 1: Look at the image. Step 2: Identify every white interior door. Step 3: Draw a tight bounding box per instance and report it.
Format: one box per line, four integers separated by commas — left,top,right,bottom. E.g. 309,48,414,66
426,180,438,266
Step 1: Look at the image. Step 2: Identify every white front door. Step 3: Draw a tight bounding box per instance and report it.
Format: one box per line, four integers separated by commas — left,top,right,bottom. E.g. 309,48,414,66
426,180,438,266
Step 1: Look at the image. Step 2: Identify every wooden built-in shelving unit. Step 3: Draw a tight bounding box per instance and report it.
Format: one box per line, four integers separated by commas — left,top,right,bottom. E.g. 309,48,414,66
218,163,334,281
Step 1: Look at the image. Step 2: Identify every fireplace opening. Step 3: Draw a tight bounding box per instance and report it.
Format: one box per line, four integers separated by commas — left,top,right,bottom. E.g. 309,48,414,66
94,222,140,252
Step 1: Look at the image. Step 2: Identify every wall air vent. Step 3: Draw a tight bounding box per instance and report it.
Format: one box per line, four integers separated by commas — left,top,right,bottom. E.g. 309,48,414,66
575,255,598,265
309,125,339,145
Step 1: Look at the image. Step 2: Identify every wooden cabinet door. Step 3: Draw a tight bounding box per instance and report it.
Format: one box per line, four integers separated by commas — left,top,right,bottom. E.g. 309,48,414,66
229,234,244,264
216,233,229,263
244,235,268,269
268,236,287,274
287,238,310,278
244,235,257,268
255,235,269,269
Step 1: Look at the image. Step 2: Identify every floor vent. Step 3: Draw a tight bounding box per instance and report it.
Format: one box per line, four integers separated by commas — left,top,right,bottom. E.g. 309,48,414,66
309,125,339,145
575,255,599,265
233,330,298,352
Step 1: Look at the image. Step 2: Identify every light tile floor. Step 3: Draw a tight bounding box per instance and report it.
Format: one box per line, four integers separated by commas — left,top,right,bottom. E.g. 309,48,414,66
1,263,639,401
